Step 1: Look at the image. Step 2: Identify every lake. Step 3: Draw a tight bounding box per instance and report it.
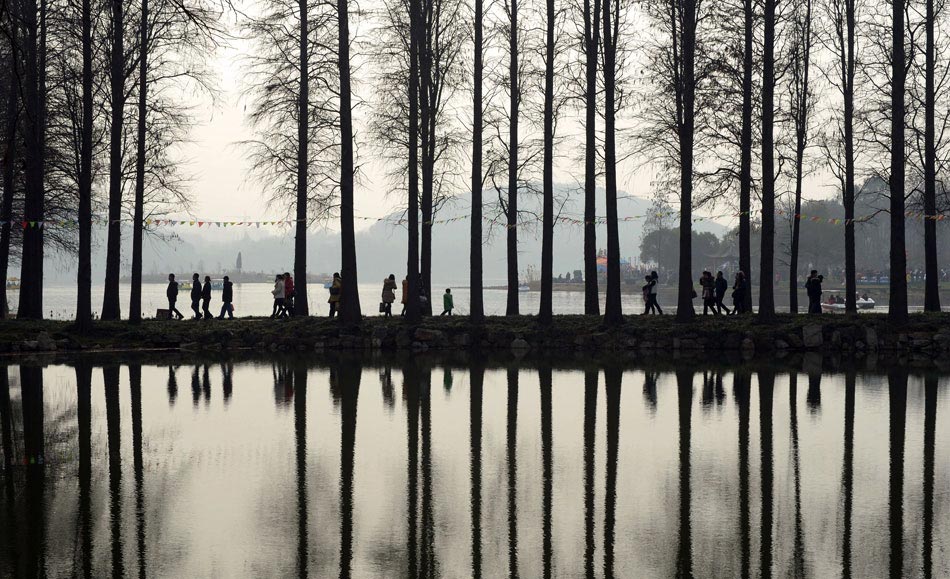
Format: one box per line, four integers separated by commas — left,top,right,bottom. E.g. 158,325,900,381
4,282,918,319
0,354,947,578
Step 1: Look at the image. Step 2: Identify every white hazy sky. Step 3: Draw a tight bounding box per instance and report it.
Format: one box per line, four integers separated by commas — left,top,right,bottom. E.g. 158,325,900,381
174,14,836,234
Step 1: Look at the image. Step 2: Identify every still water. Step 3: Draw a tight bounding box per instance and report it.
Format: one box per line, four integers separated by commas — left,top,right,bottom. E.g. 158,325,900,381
8,283,664,320
0,355,947,578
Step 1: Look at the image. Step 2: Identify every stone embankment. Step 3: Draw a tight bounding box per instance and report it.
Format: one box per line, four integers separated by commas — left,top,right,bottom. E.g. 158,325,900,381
3,314,950,360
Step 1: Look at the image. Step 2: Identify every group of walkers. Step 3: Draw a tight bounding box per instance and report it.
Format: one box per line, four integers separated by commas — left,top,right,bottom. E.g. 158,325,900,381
162,268,847,319
166,273,234,320
270,272,297,318
379,274,454,317
641,270,749,315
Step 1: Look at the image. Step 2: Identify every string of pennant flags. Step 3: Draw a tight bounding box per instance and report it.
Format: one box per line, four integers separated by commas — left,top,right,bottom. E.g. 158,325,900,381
3,208,950,230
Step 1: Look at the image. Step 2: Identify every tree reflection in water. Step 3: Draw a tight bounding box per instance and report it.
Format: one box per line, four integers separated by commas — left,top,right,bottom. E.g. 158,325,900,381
0,356,942,579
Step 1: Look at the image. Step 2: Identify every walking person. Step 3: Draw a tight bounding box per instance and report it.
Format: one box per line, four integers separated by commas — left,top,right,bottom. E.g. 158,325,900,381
731,271,747,315
381,274,397,317
646,271,663,315
201,276,213,319
328,272,342,318
271,274,285,318
167,274,184,319
642,275,652,314
218,276,234,319
283,272,295,315
440,288,454,316
805,270,823,314
701,271,719,315
715,271,730,314
190,273,202,319
400,276,409,316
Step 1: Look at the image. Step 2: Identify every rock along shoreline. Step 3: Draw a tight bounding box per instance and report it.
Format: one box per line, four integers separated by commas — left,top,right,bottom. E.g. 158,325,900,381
3,314,950,361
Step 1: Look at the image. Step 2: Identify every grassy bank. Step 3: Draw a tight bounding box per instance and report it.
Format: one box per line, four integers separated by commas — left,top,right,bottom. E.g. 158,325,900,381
3,312,950,357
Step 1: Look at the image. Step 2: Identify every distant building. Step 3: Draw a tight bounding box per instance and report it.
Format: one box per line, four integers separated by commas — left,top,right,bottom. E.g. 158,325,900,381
235,252,243,273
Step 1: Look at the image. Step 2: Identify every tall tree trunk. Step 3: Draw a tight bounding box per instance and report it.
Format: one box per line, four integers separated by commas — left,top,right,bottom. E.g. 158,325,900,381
337,0,361,324
470,0,484,321
406,0,421,322
789,0,813,314
130,0,148,323
889,0,908,323
923,0,940,312
583,0,600,315
295,0,310,316
602,0,621,325
739,0,753,312
102,0,125,320
76,0,93,328
758,0,776,321
0,43,17,320
18,0,46,319
676,0,697,323
420,10,434,316
539,0,555,324
506,0,519,316
843,0,857,314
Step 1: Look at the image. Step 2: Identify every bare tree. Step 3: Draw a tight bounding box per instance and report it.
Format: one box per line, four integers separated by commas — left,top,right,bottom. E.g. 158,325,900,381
337,0,361,324
370,0,467,311
539,0,557,323
639,0,720,321
130,0,223,322
15,0,48,319
601,0,622,324
818,0,861,313
471,0,485,320
786,0,814,313
243,0,341,319
0,16,19,319
758,0,779,320
406,0,421,321
101,0,126,320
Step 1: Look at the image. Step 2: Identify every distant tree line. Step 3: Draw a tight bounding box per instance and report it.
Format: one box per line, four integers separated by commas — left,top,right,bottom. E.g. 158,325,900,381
2,0,948,325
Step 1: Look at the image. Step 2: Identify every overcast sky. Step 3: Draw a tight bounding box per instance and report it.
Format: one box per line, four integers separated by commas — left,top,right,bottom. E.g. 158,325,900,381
173,13,836,234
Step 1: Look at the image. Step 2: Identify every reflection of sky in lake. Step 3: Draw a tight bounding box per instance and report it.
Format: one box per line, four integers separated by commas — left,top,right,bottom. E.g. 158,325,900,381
0,357,947,578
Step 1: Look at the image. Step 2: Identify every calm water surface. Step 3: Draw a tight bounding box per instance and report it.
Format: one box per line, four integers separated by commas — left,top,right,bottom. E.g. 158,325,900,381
0,356,947,578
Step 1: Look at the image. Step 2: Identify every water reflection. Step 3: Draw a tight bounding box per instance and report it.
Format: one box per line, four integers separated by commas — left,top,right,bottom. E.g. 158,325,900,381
675,369,693,579
76,361,93,579
889,370,907,579
841,370,856,579
604,366,621,579
104,365,123,579
0,357,945,579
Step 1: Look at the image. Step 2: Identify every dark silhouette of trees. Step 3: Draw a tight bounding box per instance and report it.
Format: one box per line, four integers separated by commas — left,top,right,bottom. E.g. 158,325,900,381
640,0,716,322
294,0,311,317
889,0,908,323
819,0,861,314
739,0,754,313
539,0,557,324
0,21,19,320
582,0,600,315
758,0,778,320
406,0,422,322
101,0,126,321
507,0,522,316
787,0,815,313
76,0,94,328
16,0,47,319
337,0,361,324
922,0,940,311
601,0,621,324
244,0,339,318
471,0,485,321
